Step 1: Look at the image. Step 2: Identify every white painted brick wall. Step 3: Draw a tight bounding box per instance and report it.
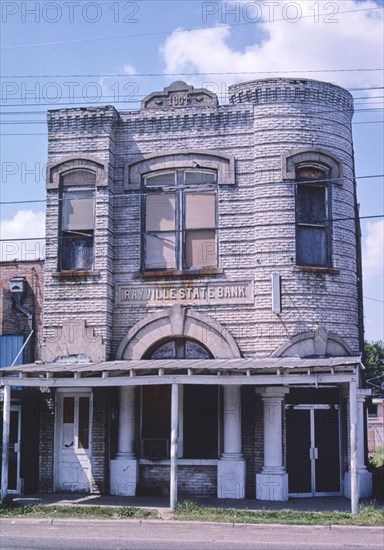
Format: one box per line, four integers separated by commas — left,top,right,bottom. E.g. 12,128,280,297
44,79,361,360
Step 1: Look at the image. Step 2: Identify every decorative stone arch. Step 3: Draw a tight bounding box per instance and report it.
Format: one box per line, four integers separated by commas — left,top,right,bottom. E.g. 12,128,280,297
47,156,107,190
282,147,342,184
271,326,353,358
125,150,235,190
116,305,241,360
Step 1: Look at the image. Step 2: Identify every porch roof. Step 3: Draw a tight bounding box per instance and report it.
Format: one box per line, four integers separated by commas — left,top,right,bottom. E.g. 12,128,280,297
0,356,361,387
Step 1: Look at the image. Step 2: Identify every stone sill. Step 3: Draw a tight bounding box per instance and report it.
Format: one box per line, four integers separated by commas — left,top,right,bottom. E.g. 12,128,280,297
137,268,224,278
139,459,218,466
52,270,100,278
292,266,340,275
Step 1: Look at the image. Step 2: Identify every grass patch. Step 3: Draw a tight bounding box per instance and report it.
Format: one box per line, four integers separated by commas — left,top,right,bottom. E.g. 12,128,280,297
174,500,384,526
0,500,155,520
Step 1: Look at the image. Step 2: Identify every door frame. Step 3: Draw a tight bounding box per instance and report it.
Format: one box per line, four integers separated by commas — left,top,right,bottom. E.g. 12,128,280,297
286,404,342,497
3,405,22,494
54,388,93,493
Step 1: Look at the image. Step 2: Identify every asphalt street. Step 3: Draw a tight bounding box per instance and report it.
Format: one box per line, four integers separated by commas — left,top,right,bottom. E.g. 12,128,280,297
0,519,383,550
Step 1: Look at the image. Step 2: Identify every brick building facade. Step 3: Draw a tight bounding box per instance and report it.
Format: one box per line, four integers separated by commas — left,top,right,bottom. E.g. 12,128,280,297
1,78,372,505
0,260,44,493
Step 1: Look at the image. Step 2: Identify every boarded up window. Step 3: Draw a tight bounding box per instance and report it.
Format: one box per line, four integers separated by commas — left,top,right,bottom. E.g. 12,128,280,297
185,230,216,268
146,194,176,231
145,233,176,269
296,165,330,267
185,193,215,229
144,170,217,270
62,191,94,231
60,171,95,271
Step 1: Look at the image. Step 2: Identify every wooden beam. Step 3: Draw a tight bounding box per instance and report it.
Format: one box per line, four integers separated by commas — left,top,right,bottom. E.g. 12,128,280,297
349,379,359,515
170,383,179,511
1,385,11,502
1,373,357,388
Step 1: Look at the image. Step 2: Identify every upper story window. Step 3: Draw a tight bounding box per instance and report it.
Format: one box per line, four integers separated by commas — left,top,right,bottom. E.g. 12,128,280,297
60,169,96,271
143,169,217,271
295,165,331,267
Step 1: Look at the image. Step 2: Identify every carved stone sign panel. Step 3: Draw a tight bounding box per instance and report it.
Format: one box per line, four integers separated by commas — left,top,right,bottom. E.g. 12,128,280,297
117,281,254,306
141,81,219,110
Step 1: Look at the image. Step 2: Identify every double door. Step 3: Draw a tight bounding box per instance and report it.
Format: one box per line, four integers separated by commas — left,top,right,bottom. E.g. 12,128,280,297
286,405,341,496
0,406,21,494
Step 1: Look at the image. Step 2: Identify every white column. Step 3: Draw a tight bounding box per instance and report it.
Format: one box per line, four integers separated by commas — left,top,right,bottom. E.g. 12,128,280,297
1,385,11,502
344,386,372,501
170,383,179,511
217,385,246,499
256,387,289,501
116,386,135,458
110,386,138,496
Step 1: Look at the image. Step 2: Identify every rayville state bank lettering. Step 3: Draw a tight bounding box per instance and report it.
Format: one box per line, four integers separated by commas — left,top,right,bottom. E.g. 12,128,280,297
117,282,254,306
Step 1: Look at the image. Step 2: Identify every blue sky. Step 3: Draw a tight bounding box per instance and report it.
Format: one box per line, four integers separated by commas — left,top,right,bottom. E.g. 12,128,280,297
0,0,383,342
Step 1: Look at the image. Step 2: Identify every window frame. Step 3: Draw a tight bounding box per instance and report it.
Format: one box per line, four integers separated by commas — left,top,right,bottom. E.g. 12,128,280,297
295,164,332,268
142,168,218,273
59,169,96,272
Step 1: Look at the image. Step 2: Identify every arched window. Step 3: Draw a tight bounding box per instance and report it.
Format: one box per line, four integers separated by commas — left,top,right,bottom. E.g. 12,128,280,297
141,338,218,459
295,164,331,267
60,169,96,271
144,338,212,360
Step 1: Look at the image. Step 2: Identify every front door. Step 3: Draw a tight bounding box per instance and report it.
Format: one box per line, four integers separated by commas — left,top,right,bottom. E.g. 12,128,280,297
0,406,21,493
55,392,92,492
286,405,341,496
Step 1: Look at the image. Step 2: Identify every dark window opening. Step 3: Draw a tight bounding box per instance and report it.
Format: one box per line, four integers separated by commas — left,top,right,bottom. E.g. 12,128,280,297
295,165,331,267
141,338,216,459
367,403,378,418
78,397,90,449
183,386,219,459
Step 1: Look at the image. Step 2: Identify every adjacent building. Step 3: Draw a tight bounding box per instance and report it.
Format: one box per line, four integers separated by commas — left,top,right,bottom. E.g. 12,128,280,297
1,78,372,504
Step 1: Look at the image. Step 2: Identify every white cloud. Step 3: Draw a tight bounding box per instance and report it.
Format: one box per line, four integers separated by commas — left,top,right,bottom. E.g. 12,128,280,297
362,219,384,280
124,64,137,76
0,210,45,262
160,0,383,92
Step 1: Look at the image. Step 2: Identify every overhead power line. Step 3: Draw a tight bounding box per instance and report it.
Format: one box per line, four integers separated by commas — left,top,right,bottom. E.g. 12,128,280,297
2,68,383,78
1,5,383,49
364,296,384,303
2,107,383,124
2,95,383,116
0,214,383,244
0,175,383,207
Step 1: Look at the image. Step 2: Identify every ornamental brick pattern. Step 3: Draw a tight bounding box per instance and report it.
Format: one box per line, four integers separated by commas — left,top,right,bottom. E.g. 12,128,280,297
44,78,360,361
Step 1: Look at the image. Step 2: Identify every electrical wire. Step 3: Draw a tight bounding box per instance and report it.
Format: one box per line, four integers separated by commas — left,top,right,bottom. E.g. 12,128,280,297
2,5,383,49
0,214,383,243
0,174,383,207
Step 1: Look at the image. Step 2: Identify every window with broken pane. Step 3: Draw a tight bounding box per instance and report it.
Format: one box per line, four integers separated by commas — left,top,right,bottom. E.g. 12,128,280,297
60,169,95,271
295,165,331,267
143,169,217,270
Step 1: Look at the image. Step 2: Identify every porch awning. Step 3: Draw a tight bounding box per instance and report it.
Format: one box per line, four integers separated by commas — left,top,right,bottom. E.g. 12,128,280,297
0,356,361,388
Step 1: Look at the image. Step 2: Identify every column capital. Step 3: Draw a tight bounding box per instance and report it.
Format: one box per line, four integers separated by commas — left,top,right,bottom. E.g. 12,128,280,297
256,386,290,400
356,388,371,401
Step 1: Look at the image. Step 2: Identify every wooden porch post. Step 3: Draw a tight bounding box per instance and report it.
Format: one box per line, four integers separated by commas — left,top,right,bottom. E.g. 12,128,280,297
170,383,179,511
349,379,358,515
1,385,11,502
